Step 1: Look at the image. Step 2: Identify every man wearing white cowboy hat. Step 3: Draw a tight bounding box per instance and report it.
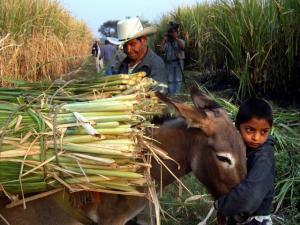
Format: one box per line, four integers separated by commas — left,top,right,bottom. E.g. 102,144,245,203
107,17,168,93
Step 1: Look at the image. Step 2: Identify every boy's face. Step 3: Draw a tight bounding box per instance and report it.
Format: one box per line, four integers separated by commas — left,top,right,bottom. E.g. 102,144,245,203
239,117,271,149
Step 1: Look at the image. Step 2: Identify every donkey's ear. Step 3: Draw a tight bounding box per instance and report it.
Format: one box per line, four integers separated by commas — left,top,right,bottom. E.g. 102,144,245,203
190,86,221,114
155,92,213,133
155,92,189,114
155,92,177,106
156,91,198,119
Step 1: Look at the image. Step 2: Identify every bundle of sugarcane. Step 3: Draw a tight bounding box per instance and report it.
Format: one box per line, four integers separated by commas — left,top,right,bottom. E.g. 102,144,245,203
0,73,166,199
0,72,156,103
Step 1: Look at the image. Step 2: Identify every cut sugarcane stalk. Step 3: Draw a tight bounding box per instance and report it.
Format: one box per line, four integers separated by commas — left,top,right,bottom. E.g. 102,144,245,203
61,101,135,112
64,167,144,179
0,72,166,200
73,112,100,136
71,153,115,165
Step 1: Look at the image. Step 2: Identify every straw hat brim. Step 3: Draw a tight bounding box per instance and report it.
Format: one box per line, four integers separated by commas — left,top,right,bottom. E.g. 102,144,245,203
107,26,157,45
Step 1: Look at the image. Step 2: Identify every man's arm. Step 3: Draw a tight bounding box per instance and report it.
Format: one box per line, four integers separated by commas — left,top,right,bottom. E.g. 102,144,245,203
160,36,168,53
176,38,185,50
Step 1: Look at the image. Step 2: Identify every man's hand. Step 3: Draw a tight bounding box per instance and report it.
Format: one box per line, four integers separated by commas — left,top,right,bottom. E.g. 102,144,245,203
176,38,185,49
162,35,168,43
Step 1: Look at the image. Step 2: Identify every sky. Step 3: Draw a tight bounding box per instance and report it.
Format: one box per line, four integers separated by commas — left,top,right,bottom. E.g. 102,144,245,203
59,0,203,37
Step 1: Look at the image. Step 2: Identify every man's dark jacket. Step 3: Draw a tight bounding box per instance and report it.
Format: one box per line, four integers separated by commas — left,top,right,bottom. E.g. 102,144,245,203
118,48,168,93
216,136,275,222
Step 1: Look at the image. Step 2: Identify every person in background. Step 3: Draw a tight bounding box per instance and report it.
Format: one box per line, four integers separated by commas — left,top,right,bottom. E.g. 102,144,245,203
215,98,275,225
161,21,185,95
101,39,117,75
91,39,103,73
113,45,127,73
107,17,168,94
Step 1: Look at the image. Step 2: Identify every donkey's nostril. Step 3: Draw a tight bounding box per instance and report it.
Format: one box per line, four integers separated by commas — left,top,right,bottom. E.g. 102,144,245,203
216,154,232,165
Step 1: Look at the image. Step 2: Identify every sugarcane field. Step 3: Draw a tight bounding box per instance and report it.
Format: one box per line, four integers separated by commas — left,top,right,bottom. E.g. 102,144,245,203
0,0,299,225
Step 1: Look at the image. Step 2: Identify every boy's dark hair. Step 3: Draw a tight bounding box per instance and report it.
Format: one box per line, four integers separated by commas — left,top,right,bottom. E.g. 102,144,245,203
235,98,273,129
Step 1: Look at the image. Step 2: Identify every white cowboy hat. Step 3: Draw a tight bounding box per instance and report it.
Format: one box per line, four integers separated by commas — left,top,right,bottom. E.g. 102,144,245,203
107,17,157,45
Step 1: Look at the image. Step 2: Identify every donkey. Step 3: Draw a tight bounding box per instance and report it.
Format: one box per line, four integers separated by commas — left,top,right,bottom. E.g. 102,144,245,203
82,88,248,225
0,88,247,225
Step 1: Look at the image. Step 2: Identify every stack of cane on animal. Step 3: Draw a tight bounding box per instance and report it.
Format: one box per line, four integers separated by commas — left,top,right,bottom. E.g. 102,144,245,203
0,72,166,203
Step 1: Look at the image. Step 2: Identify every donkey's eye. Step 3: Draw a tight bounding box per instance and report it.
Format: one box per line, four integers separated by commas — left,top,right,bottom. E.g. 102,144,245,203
216,155,232,165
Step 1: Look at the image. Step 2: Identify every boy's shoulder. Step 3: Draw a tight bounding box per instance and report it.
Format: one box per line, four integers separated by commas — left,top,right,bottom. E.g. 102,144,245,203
265,135,275,145
260,135,275,153
247,136,275,174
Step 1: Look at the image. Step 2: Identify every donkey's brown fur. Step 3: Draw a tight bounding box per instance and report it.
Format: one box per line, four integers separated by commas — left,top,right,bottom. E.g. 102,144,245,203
0,88,247,225
94,88,247,225
0,194,83,225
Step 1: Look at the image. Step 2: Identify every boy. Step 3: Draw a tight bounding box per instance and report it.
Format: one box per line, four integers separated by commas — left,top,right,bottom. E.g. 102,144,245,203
215,98,275,225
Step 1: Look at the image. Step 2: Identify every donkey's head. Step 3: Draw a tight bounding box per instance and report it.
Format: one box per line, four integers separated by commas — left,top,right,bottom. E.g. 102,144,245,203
157,87,247,198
